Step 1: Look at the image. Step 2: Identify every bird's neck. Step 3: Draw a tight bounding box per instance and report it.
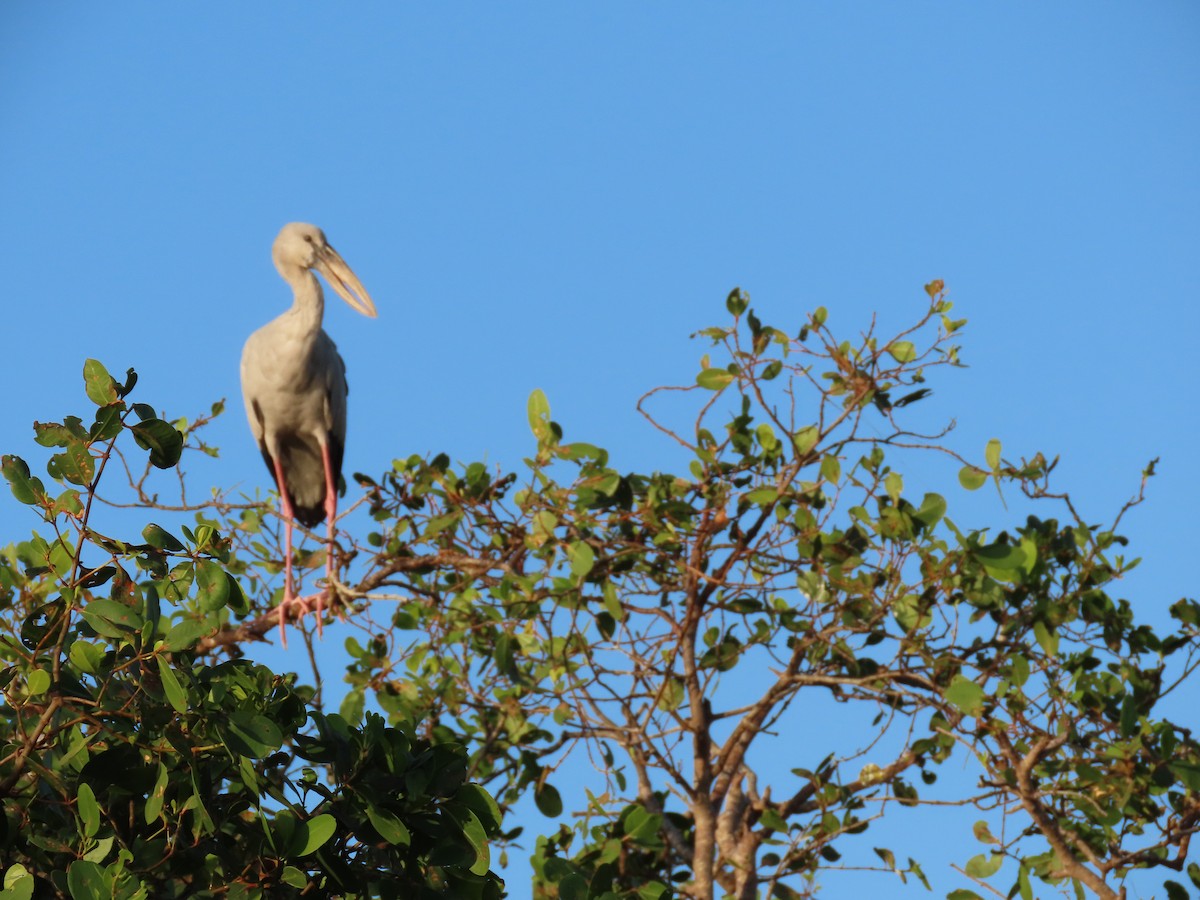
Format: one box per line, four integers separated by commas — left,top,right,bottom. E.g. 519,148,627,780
286,270,325,335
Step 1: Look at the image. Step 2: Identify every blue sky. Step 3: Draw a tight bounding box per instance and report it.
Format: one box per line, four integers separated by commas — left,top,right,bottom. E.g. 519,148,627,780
1,3,1197,897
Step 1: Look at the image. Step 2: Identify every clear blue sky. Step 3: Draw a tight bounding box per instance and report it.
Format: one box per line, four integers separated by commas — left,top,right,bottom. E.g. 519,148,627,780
1,4,1197,897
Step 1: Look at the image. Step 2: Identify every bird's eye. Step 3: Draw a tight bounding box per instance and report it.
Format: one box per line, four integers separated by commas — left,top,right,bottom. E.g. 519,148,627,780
304,235,314,243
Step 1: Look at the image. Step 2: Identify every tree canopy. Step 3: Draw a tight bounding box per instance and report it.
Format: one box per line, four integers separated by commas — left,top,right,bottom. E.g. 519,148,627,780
1,285,1197,900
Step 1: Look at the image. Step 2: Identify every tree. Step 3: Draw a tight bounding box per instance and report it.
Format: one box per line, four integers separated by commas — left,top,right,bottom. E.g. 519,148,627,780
2,284,1197,900
0,371,503,898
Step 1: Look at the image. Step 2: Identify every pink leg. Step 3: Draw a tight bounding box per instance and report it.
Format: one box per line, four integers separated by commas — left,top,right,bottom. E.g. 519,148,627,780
314,440,339,638
271,453,297,649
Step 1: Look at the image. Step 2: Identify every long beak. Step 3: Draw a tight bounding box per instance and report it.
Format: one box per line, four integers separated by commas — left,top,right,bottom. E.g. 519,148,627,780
316,245,377,318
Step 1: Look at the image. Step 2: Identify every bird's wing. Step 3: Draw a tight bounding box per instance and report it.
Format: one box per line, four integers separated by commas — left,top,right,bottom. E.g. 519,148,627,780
315,331,348,493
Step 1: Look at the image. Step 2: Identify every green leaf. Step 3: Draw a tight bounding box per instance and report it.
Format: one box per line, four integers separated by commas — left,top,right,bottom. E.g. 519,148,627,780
69,640,105,675
224,712,283,758
367,805,411,846
1164,881,1189,900
975,541,1032,582
81,599,144,638
566,541,595,579
1009,654,1031,687
297,813,336,856
528,389,551,439
726,288,748,316
947,892,985,900
340,687,365,723
696,368,735,391
26,668,50,695
959,466,987,490
972,820,998,845
558,874,587,900
793,425,819,456
456,783,503,833
985,438,1002,470
964,853,1003,879
66,860,106,900
83,359,119,407
163,618,206,652
77,781,100,838
1169,762,1200,792
2,455,46,506
130,419,184,468
913,493,947,528
1033,620,1059,657
143,523,185,552
887,341,916,363
144,763,168,824
820,454,841,483
156,656,188,715
884,471,903,503
194,560,230,613
459,808,491,875
945,676,985,717
493,633,515,675
535,782,563,817
625,805,663,845
47,443,95,487
281,868,308,889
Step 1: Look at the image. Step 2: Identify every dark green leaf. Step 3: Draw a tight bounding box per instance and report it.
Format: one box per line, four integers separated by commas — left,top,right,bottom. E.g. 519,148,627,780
194,560,230,613
535,782,563,817
143,523,185,552
130,418,184,468
81,599,144,638
163,618,206,652
66,860,106,900
156,656,188,715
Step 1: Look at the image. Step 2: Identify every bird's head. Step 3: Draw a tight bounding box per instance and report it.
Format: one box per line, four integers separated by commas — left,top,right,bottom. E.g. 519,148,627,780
272,222,377,318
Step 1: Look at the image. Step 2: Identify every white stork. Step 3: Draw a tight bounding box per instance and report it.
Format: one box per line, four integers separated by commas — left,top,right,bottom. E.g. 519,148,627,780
240,223,376,647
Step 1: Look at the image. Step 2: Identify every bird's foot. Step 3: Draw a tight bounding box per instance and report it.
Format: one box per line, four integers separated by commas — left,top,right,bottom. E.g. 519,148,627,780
278,585,338,645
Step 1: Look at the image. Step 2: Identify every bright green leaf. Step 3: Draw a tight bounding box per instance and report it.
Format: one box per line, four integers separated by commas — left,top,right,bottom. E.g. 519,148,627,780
83,359,119,407
696,368,735,391
26,668,50,695
297,813,337,856
77,781,100,838
946,676,985,717
793,425,819,456
567,541,595,579
985,438,1002,470
959,466,987,490
367,805,411,846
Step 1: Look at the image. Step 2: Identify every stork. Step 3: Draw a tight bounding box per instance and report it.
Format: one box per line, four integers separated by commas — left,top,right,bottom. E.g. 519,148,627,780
240,223,376,647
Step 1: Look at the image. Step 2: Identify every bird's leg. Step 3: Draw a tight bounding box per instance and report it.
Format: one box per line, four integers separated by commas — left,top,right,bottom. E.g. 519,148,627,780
314,439,340,638
271,453,297,649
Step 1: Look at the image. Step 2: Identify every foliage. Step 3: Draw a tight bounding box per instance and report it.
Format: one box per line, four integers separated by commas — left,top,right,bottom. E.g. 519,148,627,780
0,364,503,898
3,285,1198,900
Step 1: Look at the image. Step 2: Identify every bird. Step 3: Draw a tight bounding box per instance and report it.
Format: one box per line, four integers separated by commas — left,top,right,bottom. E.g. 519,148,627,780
240,223,376,647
